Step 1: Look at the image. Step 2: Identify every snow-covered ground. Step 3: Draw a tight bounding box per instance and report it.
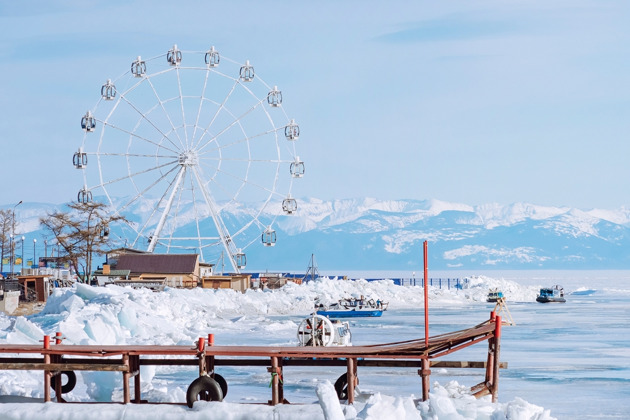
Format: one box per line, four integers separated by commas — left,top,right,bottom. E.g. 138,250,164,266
1,272,628,419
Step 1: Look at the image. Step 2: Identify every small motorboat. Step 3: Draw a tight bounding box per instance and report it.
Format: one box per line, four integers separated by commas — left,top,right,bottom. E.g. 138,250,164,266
314,296,388,318
536,285,566,303
487,289,504,303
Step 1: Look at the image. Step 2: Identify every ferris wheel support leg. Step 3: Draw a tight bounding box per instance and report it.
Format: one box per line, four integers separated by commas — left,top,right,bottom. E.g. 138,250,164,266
192,169,240,273
147,167,187,253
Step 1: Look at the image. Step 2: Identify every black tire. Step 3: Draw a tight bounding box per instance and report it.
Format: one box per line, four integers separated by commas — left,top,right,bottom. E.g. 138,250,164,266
334,373,358,400
212,373,228,398
50,370,77,394
186,376,223,408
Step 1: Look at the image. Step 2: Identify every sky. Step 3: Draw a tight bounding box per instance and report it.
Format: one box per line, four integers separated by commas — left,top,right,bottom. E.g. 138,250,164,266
1,0,630,210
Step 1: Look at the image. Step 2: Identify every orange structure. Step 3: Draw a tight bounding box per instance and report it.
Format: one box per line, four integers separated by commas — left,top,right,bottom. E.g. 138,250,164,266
0,314,504,407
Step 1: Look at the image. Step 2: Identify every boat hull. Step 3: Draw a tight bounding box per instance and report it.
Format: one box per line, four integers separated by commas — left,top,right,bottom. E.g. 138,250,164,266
536,297,566,303
316,309,383,318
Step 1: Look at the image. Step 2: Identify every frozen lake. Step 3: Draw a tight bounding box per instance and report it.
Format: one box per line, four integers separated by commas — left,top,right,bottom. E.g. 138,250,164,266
153,271,630,418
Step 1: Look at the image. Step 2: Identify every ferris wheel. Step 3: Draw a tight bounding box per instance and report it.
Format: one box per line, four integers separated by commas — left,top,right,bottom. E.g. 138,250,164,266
74,44,304,273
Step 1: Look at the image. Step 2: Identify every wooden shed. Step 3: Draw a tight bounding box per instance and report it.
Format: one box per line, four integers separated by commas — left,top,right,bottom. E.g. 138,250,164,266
17,275,49,302
200,275,251,293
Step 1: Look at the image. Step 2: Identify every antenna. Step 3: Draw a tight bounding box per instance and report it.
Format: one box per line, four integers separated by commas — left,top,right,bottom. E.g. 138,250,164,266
303,254,320,283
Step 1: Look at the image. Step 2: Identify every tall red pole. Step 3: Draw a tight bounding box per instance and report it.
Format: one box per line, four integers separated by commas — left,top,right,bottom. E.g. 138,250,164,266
423,240,429,348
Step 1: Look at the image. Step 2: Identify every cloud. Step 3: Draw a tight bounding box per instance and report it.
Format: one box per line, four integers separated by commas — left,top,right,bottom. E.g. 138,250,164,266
374,14,519,44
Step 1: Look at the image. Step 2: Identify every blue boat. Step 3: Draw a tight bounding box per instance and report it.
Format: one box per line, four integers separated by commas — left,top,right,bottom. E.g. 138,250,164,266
315,296,388,318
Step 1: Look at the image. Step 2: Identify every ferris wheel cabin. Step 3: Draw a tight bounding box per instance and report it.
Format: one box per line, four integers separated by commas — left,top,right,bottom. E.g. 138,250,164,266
262,227,277,247
267,86,282,107
290,157,305,178
81,111,96,132
236,251,247,269
77,188,92,204
101,79,116,100
239,60,254,82
282,196,298,214
100,225,110,239
205,46,220,67
285,119,300,141
73,149,88,169
131,56,146,77
167,44,182,66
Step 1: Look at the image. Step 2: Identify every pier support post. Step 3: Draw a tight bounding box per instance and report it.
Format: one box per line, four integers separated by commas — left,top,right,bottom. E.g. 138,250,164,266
269,357,280,405
42,335,51,402
122,353,131,404
419,358,431,401
491,315,502,403
197,337,206,376
484,312,496,391
347,357,357,404
131,355,141,403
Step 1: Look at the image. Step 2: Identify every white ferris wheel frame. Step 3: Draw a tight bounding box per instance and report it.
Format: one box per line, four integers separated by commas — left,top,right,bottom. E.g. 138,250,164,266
75,45,303,273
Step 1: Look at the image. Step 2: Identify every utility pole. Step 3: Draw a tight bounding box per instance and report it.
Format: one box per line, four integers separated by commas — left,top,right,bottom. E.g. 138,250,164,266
9,200,22,278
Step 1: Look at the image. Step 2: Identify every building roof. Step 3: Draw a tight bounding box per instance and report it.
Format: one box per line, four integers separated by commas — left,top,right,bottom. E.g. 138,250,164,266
92,269,131,277
116,254,199,275
106,247,148,256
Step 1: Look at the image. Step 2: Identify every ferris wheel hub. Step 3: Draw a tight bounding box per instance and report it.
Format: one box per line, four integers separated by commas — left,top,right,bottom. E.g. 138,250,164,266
178,150,198,167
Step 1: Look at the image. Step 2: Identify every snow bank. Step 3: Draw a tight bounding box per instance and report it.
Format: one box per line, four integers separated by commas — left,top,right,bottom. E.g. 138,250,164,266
0,276,557,419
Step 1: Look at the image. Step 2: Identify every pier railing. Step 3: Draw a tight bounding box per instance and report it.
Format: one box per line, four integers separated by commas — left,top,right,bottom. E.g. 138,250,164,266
0,312,505,407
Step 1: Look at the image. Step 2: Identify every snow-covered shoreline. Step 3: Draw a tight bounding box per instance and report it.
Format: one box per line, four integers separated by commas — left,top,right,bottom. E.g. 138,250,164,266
0,275,591,419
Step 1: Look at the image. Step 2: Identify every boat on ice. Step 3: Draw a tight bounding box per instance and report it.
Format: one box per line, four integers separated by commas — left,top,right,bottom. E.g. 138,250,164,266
487,289,504,303
536,285,566,303
314,296,388,318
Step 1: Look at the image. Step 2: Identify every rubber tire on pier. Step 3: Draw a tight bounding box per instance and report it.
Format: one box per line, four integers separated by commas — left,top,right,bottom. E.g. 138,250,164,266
213,373,228,398
334,373,358,400
186,376,224,408
50,370,77,394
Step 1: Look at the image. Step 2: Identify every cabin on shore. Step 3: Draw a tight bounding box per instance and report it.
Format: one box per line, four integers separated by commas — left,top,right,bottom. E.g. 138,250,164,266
97,248,249,292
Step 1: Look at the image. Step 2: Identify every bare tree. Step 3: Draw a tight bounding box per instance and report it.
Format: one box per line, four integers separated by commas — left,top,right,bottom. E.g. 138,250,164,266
0,209,13,273
39,202,126,283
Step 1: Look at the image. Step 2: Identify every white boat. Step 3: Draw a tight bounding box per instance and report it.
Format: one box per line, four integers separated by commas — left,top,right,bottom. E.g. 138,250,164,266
297,314,351,347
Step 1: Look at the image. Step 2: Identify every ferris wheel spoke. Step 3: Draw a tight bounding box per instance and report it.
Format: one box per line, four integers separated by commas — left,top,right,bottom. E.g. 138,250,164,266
90,152,178,159
113,163,182,215
191,65,212,148
196,97,266,154
193,80,239,151
201,126,281,156
118,93,183,152
101,119,181,155
144,66,189,149
211,166,280,200
174,67,190,149
92,158,179,190
200,155,287,164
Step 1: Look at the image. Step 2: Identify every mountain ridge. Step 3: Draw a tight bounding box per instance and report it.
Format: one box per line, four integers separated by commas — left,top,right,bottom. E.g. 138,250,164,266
5,198,630,271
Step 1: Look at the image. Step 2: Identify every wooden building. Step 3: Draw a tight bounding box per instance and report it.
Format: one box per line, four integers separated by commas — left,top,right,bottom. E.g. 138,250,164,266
114,253,200,289
200,274,251,293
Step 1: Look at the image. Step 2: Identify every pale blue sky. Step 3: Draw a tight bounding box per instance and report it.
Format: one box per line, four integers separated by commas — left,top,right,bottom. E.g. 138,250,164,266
1,0,629,209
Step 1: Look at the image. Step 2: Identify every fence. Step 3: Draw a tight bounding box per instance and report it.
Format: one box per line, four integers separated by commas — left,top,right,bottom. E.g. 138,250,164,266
366,277,463,290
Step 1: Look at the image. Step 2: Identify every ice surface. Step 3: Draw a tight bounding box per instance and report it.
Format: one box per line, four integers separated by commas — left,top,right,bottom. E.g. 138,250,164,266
0,272,628,419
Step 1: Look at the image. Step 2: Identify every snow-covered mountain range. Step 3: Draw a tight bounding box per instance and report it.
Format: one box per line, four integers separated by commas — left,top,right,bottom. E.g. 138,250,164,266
7,198,630,271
